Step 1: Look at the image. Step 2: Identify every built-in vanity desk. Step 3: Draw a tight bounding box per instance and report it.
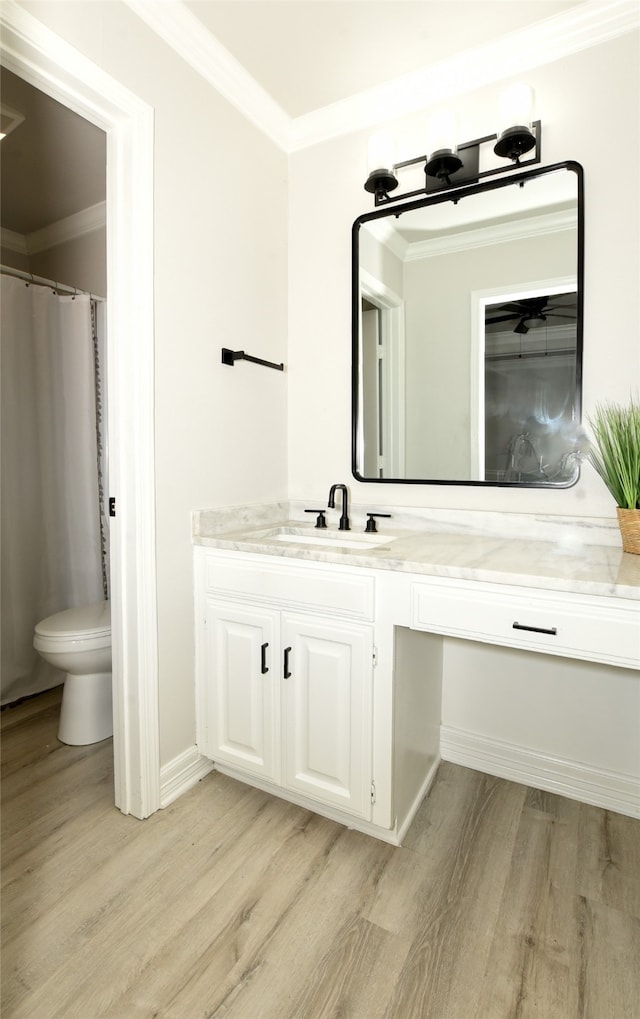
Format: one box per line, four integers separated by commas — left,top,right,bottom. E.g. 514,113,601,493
193,504,640,843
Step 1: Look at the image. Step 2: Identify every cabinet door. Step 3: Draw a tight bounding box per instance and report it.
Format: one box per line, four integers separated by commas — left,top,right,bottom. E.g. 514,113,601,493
204,598,279,782
281,614,373,819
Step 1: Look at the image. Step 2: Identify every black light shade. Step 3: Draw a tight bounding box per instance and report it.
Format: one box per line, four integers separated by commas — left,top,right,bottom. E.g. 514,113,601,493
424,148,463,183
494,125,536,161
364,168,399,200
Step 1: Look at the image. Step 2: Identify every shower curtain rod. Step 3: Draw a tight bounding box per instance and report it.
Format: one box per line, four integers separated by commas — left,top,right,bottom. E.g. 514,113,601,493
0,264,105,302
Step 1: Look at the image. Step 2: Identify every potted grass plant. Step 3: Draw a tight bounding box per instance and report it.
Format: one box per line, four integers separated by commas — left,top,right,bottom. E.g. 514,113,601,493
588,397,640,554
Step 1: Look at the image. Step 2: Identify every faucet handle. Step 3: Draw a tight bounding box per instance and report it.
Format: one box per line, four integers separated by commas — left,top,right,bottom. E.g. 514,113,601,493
365,512,391,533
305,509,328,529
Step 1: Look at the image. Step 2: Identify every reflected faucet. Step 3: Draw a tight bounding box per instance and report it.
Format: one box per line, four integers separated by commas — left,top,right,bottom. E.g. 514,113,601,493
328,483,350,531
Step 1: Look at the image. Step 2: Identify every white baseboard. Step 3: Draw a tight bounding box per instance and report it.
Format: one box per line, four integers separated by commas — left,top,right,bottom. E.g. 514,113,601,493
440,725,640,819
160,731,639,822
395,754,441,845
160,745,214,808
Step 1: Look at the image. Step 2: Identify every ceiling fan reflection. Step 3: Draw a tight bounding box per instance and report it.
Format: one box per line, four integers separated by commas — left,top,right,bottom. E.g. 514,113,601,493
486,295,576,334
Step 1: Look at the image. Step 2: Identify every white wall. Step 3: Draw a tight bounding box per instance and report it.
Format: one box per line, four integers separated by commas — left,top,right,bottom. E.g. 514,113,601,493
288,32,640,516
442,640,640,778
441,639,640,814
20,1,289,766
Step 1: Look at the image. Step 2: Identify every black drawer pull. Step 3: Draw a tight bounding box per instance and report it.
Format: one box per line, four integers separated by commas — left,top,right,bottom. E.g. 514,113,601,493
283,646,292,679
513,621,557,636
261,642,269,675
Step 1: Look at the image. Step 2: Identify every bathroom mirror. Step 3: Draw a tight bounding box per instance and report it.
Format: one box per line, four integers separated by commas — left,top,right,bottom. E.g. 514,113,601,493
352,161,584,486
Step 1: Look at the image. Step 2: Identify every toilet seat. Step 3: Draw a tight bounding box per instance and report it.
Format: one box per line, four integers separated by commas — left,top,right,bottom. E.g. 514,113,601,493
34,601,111,640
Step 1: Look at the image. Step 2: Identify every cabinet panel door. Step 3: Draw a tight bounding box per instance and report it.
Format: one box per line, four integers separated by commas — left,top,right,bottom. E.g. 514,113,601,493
282,615,373,819
205,599,279,781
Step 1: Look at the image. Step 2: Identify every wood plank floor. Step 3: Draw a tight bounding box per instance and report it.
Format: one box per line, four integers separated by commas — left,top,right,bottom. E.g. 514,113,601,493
2,687,639,1019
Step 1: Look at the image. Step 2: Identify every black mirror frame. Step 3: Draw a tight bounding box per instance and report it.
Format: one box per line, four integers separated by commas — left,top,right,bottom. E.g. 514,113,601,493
351,160,585,488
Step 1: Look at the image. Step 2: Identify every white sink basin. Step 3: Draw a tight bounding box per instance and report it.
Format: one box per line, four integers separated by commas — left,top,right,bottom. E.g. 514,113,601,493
265,527,397,550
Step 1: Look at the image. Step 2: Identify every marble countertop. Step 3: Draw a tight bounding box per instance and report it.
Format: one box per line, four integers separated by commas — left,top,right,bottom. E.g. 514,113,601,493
193,503,640,601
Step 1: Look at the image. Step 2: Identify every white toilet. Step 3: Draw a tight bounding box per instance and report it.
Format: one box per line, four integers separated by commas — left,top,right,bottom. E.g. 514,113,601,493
33,601,112,746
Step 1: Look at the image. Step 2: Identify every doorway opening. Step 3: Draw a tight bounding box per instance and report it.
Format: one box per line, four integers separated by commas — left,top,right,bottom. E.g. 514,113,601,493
471,276,579,484
0,3,159,817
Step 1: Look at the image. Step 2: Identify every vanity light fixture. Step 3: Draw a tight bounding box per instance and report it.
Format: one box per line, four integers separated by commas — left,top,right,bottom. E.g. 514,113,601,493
364,86,541,205
364,130,399,201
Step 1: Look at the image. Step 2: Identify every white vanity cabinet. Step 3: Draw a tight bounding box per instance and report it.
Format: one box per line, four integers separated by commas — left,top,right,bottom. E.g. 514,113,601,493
195,548,376,822
194,527,640,841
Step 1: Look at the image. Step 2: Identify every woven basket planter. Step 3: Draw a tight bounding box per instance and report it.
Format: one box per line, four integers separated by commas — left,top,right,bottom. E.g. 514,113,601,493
616,507,640,555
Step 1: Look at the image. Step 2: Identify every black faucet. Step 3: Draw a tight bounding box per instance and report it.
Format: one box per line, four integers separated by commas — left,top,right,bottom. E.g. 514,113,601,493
328,483,350,531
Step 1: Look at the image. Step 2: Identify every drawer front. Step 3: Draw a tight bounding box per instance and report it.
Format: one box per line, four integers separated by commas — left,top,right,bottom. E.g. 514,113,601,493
200,552,375,621
410,579,640,668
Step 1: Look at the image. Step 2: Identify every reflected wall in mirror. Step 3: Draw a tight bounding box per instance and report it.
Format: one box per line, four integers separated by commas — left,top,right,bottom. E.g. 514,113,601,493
352,161,584,487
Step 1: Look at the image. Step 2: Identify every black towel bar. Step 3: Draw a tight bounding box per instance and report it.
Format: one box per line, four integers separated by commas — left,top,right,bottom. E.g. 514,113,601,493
221,348,284,372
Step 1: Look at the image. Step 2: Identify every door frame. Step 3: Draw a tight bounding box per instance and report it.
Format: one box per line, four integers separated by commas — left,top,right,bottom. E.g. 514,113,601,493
1,2,160,817
359,269,405,479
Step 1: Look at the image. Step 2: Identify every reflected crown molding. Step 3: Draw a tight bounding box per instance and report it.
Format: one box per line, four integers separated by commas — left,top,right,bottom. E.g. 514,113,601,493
365,209,576,263
124,0,640,153
405,209,577,261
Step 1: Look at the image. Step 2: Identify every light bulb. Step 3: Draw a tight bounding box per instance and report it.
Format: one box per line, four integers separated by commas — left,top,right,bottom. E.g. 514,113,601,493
498,83,534,132
426,109,458,159
367,131,395,173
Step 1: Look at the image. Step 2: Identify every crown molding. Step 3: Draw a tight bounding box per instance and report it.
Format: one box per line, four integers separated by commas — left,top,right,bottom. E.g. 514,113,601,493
125,0,639,153
1,226,28,254
124,0,290,149
1,201,106,255
28,201,106,253
288,0,640,150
